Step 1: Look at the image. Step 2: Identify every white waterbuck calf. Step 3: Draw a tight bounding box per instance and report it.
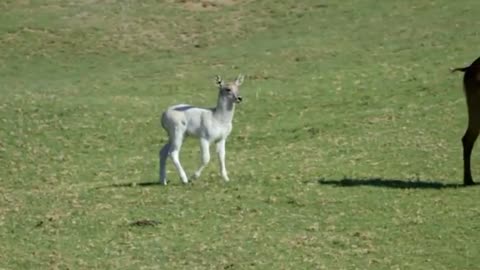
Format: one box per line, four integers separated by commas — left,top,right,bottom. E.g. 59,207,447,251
159,74,245,185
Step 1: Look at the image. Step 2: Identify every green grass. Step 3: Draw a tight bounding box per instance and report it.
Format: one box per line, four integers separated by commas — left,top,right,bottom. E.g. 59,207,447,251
1,0,480,269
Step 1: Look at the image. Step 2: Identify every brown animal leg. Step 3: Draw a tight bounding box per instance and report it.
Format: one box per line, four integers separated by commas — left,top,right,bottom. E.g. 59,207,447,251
453,57,480,185
462,126,479,185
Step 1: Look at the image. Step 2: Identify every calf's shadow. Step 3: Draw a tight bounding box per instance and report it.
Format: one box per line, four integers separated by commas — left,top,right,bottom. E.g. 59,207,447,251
95,181,162,189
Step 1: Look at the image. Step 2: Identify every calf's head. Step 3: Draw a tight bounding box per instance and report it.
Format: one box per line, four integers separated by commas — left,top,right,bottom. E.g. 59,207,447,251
216,74,244,103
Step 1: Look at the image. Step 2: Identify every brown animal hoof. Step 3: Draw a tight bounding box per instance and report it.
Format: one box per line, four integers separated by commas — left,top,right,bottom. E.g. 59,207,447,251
464,179,475,186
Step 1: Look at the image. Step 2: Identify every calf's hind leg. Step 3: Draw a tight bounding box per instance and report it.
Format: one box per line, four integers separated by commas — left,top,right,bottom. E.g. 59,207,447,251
159,142,170,185
169,128,189,184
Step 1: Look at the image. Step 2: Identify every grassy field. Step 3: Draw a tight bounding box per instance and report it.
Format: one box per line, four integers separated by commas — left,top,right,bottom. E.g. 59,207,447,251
1,0,480,269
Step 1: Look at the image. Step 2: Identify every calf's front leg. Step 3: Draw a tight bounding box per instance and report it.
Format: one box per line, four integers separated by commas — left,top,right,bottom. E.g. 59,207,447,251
193,138,211,179
216,139,229,181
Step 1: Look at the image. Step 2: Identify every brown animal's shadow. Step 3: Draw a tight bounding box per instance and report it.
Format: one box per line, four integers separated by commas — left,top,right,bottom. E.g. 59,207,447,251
315,178,466,189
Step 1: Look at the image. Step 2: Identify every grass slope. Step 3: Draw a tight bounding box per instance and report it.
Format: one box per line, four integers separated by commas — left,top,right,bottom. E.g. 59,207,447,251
1,0,480,269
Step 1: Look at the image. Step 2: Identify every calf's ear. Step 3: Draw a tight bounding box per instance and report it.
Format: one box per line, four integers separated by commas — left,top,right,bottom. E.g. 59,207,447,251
235,74,244,86
215,75,224,87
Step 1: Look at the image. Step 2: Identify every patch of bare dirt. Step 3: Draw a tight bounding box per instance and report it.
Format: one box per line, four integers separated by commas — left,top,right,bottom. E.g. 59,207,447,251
174,0,237,11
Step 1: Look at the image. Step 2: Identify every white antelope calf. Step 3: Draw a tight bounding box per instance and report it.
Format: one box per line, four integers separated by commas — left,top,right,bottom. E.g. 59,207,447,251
159,74,245,185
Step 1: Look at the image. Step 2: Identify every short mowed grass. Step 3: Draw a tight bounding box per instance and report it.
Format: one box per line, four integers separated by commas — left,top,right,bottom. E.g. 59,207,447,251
1,0,480,269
